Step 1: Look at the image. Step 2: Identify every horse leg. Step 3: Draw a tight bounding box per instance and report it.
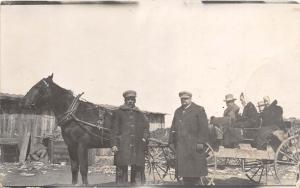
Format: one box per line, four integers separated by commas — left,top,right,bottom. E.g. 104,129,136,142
77,144,89,185
68,146,79,185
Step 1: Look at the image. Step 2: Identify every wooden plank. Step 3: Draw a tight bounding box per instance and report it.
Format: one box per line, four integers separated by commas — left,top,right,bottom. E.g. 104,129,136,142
8,115,12,137
17,114,23,138
214,146,275,160
41,116,46,135
49,139,54,163
4,114,7,137
31,117,38,153
0,138,19,145
36,116,41,137
9,115,15,137
6,114,9,137
0,115,3,136
12,114,17,137
19,132,31,162
20,114,26,138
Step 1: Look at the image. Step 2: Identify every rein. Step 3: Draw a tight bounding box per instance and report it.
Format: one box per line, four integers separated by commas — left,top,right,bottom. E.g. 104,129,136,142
57,92,112,143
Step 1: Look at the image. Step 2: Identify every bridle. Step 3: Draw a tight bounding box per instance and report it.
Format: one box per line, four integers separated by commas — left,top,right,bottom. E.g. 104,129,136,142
27,79,52,107
42,79,49,87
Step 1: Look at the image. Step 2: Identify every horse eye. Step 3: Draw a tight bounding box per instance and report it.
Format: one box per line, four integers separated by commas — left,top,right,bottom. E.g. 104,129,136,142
38,86,45,93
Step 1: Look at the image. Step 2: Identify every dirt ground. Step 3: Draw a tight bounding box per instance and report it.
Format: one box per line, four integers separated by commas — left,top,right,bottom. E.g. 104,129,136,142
1,162,115,186
1,161,296,187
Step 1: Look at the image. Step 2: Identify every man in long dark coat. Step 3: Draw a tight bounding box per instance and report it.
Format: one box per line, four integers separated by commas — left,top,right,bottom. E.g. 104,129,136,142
256,99,284,150
168,91,209,185
111,90,150,185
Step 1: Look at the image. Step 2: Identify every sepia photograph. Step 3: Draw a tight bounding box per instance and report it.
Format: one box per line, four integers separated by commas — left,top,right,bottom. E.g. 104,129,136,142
0,0,300,187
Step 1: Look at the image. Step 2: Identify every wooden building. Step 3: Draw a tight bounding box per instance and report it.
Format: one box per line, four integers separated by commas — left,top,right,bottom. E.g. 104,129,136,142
0,93,56,162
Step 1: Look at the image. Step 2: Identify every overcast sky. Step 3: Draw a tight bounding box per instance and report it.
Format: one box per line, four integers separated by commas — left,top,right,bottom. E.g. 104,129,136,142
1,0,300,126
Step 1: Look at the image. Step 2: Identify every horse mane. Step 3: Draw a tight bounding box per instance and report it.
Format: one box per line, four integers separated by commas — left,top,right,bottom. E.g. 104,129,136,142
48,79,106,115
49,80,74,97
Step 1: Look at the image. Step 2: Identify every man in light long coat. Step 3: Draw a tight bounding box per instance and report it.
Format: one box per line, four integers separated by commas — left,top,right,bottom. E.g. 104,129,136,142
111,90,150,185
168,91,209,185
222,94,242,147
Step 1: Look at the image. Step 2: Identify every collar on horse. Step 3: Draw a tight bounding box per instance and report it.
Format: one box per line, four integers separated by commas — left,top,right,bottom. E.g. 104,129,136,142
57,92,84,126
57,92,110,131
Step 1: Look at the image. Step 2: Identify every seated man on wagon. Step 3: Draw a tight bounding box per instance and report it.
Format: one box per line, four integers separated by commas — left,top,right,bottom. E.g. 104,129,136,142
222,94,243,148
222,93,260,148
256,97,287,150
223,94,240,122
233,92,260,129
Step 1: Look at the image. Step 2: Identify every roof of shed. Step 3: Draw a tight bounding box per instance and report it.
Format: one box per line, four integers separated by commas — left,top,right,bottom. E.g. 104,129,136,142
0,93,24,101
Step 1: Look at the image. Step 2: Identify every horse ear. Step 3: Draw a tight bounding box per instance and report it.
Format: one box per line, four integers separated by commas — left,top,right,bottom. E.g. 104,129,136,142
48,73,53,80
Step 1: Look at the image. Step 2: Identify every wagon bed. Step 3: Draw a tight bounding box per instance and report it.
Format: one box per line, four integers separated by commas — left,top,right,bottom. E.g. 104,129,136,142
215,144,275,160
146,135,300,185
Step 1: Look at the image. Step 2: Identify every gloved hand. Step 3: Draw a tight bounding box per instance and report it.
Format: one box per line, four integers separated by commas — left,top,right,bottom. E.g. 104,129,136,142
112,146,118,153
196,143,204,153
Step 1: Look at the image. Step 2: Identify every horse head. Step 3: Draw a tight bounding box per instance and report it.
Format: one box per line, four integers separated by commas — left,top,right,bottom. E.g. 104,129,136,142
23,73,54,108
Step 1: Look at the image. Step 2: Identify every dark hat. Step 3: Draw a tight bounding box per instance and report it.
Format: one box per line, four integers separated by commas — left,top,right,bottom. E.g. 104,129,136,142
224,94,236,102
179,91,192,98
123,90,137,98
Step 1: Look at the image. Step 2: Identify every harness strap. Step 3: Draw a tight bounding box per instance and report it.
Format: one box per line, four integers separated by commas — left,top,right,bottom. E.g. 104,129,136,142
57,92,112,144
76,122,112,141
57,92,84,126
71,114,111,131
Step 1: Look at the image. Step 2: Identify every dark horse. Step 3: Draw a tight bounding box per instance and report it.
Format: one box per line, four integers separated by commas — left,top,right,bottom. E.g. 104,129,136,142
23,74,112,185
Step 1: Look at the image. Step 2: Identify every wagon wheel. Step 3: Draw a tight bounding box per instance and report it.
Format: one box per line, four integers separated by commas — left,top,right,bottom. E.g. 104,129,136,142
175,143,216,185
242,159,279,184
145,139,174,184
201,143,217,185
275,135,300,185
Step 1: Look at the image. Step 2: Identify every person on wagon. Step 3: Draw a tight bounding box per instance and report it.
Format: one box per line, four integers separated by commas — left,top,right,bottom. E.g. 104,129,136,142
233,92,260,128
222,94,242,148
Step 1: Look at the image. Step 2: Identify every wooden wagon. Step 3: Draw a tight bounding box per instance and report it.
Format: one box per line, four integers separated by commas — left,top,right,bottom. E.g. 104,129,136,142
144,118,300,185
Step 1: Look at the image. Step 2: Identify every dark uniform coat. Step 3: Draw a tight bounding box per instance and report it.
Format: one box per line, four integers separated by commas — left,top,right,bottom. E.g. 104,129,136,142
256,100,284,149
168,102,209,177
234,102,259,128
261,100,283,128
111,105,150,167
